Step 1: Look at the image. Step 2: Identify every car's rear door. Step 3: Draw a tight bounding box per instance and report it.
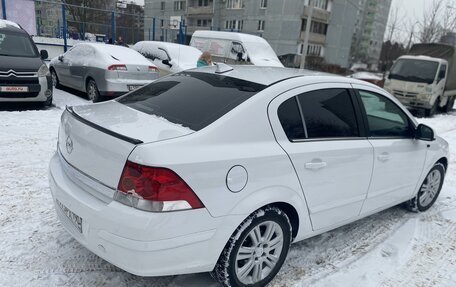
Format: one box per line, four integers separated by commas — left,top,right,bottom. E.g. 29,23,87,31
268,83,374,231
352,84,428,214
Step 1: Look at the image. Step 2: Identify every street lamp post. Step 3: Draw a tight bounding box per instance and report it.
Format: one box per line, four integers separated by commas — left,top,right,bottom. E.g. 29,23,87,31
300,0,314,69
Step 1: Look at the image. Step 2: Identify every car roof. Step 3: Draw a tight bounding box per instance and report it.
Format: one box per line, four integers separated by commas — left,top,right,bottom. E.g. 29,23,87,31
398,55,447,63
192,30,269,44
0,19,24,33
190,65,367,87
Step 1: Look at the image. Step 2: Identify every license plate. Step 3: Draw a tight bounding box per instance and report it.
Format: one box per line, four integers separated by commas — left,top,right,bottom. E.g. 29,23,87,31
128,85,142,91
0,86,29,92
57,200,82,233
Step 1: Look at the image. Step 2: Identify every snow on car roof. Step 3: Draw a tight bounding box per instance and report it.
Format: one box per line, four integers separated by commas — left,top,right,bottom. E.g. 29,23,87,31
0,19,21,30
133,41,201,67
193,30,268,43
76,43,151,65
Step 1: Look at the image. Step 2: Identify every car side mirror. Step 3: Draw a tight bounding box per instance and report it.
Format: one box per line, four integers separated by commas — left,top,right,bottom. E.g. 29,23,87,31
415,124,435,141
58,55,64,62
40,50,49,60
162,59,172,67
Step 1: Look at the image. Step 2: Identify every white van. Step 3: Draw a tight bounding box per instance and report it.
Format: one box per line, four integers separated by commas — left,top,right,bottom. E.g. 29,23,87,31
190,30,284,67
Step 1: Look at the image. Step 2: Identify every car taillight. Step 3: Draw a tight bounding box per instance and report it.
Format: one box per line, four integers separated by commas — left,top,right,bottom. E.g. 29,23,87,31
108,64,127,71
114,161,204,212
148,66,158,72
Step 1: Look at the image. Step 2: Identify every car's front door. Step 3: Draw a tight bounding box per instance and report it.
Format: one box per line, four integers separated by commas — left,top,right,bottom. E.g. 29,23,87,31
57,47,78,88
353,85,428,214
269,83,374,231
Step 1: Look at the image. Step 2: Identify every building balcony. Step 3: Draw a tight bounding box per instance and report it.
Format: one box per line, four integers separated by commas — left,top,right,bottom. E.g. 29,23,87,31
186,6,213,16
303,6,330,22
300,31,326,45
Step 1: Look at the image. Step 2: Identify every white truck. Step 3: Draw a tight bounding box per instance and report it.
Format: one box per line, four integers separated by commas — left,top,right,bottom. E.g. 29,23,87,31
384,43,456,116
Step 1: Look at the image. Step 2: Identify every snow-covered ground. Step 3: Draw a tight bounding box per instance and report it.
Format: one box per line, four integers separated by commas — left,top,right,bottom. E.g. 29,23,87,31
0,89,455,287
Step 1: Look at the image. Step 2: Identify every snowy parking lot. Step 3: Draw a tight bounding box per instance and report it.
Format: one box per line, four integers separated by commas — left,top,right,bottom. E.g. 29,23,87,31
1,88,456,287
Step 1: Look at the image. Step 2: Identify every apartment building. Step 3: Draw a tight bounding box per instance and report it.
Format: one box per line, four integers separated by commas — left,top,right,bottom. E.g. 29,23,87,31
350,0,392,70
144,0,335,67
144,0,390,69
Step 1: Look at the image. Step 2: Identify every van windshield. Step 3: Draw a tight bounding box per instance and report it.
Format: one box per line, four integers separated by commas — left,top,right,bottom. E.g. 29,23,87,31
0,31,38,57
389,59,439,84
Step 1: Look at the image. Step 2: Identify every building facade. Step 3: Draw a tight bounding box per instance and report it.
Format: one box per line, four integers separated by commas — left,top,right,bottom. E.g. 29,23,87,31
144,0,390,69
144,0,335,67
350,0,392,70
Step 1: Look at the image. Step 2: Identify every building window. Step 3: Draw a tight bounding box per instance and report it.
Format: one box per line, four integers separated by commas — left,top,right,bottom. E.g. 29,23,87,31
258,20,265,31
161,19,165,27
225,20,243,30
160,1,165,10
301,18,327,35
198,0,210,6
226,0,243,9
260,0,267,8
174,1,185,10
197,19,212,27
305,0,328,10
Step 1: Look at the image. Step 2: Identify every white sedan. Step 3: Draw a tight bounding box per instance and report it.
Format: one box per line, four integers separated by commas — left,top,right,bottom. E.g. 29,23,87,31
49,65,449,287
49,43,159,102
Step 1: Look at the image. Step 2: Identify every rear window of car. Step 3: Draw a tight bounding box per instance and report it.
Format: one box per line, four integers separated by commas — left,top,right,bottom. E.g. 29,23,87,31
117,72,266,131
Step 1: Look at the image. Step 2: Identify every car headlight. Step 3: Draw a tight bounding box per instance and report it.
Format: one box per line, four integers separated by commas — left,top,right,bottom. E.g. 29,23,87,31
37,64,50,77
425,86,433,93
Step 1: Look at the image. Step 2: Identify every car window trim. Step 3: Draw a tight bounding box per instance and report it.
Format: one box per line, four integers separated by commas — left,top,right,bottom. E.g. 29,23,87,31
295,96,309,138
353,89,416,139
291,136,368,143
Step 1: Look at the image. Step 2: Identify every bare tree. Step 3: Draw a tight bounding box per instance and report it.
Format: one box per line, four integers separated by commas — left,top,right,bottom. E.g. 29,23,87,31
386,6,402,42
442,0,456,35
418,0,444,43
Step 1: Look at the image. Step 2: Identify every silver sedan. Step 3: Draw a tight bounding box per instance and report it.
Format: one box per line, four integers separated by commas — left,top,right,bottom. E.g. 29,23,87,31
49,43,159,102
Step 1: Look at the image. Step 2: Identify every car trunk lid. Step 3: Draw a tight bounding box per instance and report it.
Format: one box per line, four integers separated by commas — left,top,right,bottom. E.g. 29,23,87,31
58,101,194,189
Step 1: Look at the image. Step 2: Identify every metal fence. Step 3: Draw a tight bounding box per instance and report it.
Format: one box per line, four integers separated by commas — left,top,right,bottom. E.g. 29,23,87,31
0,0,189,52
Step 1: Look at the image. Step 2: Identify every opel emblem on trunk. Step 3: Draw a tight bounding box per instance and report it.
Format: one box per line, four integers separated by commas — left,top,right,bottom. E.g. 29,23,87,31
66,136,73,154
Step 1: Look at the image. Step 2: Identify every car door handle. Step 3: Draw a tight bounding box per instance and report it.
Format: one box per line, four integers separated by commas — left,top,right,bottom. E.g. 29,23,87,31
377,153,390,162
305,161,327,170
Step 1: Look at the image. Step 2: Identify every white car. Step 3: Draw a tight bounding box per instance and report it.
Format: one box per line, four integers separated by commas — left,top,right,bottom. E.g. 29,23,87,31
49,65,449,287
49,43,159,102
132,41,202,76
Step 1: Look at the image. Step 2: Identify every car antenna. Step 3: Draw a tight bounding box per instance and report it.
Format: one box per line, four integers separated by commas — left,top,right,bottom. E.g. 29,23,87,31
214,63,234,74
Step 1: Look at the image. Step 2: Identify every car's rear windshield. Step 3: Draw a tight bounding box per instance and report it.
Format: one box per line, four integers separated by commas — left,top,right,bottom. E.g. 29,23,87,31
117,72,266,131
0,30,38,58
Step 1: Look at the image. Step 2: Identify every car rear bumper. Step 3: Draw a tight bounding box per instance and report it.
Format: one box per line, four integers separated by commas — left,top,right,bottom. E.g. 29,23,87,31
99,78,155,95
48,152,242,276
0,75,52,103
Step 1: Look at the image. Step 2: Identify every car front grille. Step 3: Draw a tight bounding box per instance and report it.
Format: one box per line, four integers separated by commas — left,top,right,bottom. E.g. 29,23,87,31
393,90,418,98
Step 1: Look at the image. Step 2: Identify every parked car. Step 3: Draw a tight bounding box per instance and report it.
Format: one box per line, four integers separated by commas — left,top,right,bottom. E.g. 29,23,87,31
49,65,448,287
0,19,52,106
132,41,202,77
49,43,159,102
190,30,284,67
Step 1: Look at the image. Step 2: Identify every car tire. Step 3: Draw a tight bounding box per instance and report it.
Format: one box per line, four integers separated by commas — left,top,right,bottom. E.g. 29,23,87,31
211,206,292,287
444,96,455,113
405,163,445,212
426,98,439,117
86,79,102,102
40,95,53,108
50,69,61,89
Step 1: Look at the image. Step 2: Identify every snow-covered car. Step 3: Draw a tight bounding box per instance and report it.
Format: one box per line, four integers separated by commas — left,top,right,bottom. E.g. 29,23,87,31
49,43,159,102
0,19,52,106
190,30,284,67
132,41,202,76
49,65,449,287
